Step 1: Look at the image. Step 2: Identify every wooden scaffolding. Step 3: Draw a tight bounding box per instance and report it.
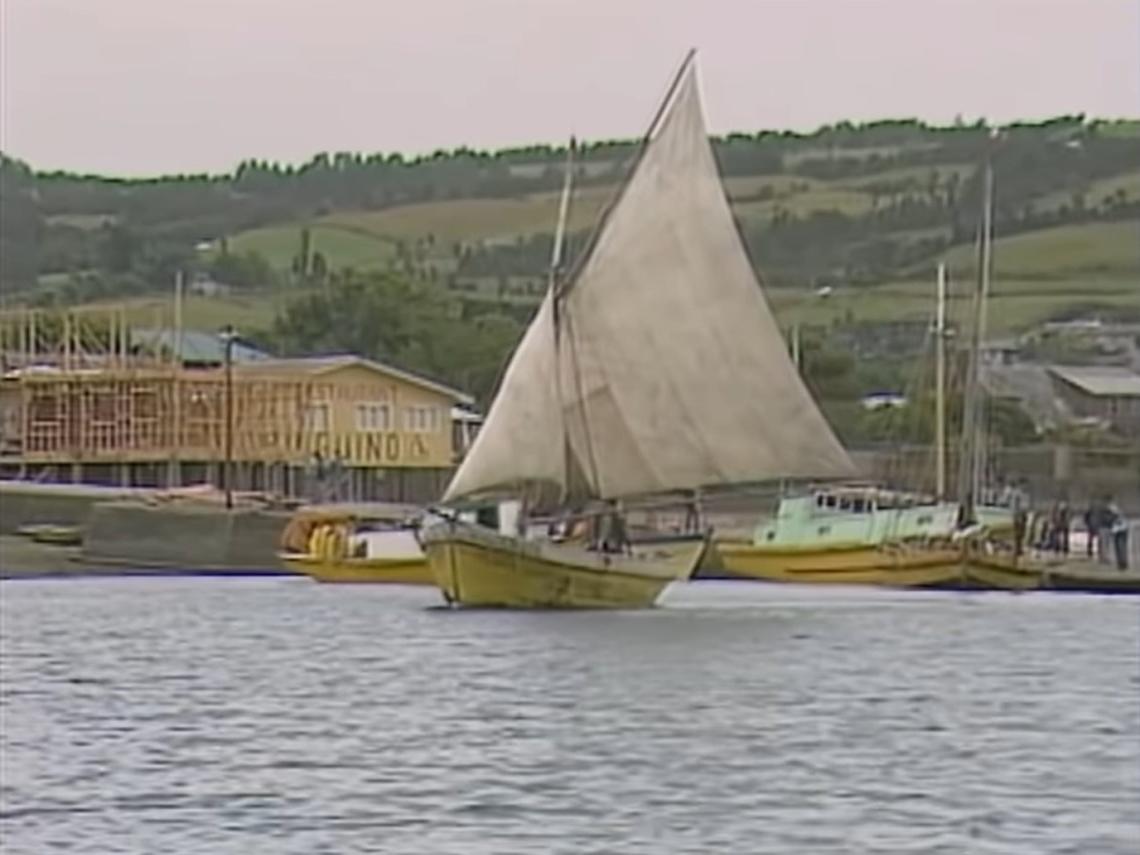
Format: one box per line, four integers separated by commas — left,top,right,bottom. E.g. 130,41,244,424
0,305,329,484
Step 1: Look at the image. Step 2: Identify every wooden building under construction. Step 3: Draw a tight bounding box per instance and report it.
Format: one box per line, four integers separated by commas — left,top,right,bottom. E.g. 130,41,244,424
0,305,478,504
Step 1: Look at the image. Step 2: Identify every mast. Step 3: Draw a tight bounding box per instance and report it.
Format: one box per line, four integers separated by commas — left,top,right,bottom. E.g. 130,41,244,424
550,139,576,290
557,48,696,300
972,163,995,505
934,262,947,500
955,161,994,523
549,138,577,512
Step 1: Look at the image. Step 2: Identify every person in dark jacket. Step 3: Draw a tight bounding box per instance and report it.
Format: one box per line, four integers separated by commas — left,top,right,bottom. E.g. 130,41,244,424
1083,503,1098,558
1107,502,1130,571
1055,502,1071,555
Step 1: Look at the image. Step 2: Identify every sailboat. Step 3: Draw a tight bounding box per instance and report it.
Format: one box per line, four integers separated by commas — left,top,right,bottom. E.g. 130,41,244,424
953,161,1044,590
717,265,966,586
419,51,855,608
718,157,1034,588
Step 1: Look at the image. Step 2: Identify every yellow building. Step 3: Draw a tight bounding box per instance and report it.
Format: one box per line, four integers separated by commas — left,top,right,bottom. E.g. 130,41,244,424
0,307,477,504
232,355,476,502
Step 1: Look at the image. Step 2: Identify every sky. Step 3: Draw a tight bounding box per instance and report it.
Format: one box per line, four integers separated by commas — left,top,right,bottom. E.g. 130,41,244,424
1,0,1137,176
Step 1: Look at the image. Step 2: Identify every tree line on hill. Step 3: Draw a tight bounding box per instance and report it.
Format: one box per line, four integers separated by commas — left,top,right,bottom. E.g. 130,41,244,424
2,116,1138,302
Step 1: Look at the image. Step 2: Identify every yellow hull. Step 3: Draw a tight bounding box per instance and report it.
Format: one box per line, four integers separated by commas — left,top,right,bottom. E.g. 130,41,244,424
961,554,1045,591
717,540,966,588
283,554,434,585
422,525,705,609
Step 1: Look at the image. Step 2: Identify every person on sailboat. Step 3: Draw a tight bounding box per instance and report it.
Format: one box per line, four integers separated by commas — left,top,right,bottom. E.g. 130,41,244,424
588,502,630,555
1010,487,1028,559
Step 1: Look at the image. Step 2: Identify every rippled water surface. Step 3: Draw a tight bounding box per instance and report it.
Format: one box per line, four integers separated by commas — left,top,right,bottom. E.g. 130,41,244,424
1,579,1137,854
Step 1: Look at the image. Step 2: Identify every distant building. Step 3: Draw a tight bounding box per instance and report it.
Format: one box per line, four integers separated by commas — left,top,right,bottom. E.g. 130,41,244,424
860,392,907,411
1047,365,1140,437
0,308,476,503
187,278,232,297
980,338,1022,366
131,328,270,367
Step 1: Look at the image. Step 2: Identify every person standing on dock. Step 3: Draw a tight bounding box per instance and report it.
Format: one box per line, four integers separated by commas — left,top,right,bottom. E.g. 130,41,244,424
1083,502,1099,559
1097,498,1116,565
1055,501,1071,555
1107,501,1129,571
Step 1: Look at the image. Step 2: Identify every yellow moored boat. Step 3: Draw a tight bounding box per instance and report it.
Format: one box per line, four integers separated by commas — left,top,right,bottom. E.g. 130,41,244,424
422,52,855,609
717,539,966,588
279,504,433,584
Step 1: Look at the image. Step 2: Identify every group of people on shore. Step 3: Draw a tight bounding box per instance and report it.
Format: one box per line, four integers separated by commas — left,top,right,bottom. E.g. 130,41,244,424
1021,497,1131,570
1083,498,1131,570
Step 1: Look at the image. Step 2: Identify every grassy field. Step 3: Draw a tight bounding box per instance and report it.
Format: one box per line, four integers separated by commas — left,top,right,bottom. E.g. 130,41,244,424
44,213,117,230
74,291,305,333
735,187,873,224
61,265,1136,343
935,220,1139,280
840,163,974,190
228,223,397,271
199,165,1139,341
228,177,882,267
239,218,1137,336
769,277,1140,335
1033,170,1140,213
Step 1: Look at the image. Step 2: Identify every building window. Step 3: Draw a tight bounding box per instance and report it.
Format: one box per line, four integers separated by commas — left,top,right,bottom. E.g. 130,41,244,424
29,391,60,424
303,402,330,433
356,402,391,432
404,406,443,433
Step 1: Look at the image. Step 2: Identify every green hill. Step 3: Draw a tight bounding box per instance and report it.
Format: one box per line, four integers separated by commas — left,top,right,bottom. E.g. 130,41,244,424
4,115,1138,341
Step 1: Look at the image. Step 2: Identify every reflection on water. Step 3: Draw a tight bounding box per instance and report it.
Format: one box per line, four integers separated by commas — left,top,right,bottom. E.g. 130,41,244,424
1,579,1137,854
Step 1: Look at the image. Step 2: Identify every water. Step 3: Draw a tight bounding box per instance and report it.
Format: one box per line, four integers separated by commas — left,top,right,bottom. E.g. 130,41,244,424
1,579,1137,854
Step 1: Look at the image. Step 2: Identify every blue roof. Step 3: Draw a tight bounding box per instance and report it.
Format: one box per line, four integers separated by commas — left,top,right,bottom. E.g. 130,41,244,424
132,328,270,364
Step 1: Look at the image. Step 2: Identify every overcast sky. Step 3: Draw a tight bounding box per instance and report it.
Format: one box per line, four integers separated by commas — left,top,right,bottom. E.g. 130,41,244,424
1,0,1136,176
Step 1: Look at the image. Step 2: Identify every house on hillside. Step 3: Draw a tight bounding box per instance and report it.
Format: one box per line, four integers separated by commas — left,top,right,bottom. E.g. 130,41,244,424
860,392,907,411
1047,365,1140,437
981,363,1070,435
980,338,1022,367
187,274,232,297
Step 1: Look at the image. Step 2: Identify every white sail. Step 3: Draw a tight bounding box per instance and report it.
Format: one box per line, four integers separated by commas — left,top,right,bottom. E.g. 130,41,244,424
444,54,854,506
557,60,854,500
442,292,565,503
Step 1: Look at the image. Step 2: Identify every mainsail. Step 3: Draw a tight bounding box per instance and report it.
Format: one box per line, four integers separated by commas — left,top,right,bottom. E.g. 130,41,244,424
444,53,854,505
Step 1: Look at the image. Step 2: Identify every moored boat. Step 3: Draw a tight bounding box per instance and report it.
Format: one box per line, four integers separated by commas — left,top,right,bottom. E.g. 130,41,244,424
279,503,433,584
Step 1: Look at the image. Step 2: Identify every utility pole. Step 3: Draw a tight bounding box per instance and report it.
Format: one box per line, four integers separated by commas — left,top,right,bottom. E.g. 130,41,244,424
220,325,237,510
934,262,947,500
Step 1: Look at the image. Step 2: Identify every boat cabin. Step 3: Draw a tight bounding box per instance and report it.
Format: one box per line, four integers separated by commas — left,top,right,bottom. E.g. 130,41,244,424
755,486,959,547
808,486,939,515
